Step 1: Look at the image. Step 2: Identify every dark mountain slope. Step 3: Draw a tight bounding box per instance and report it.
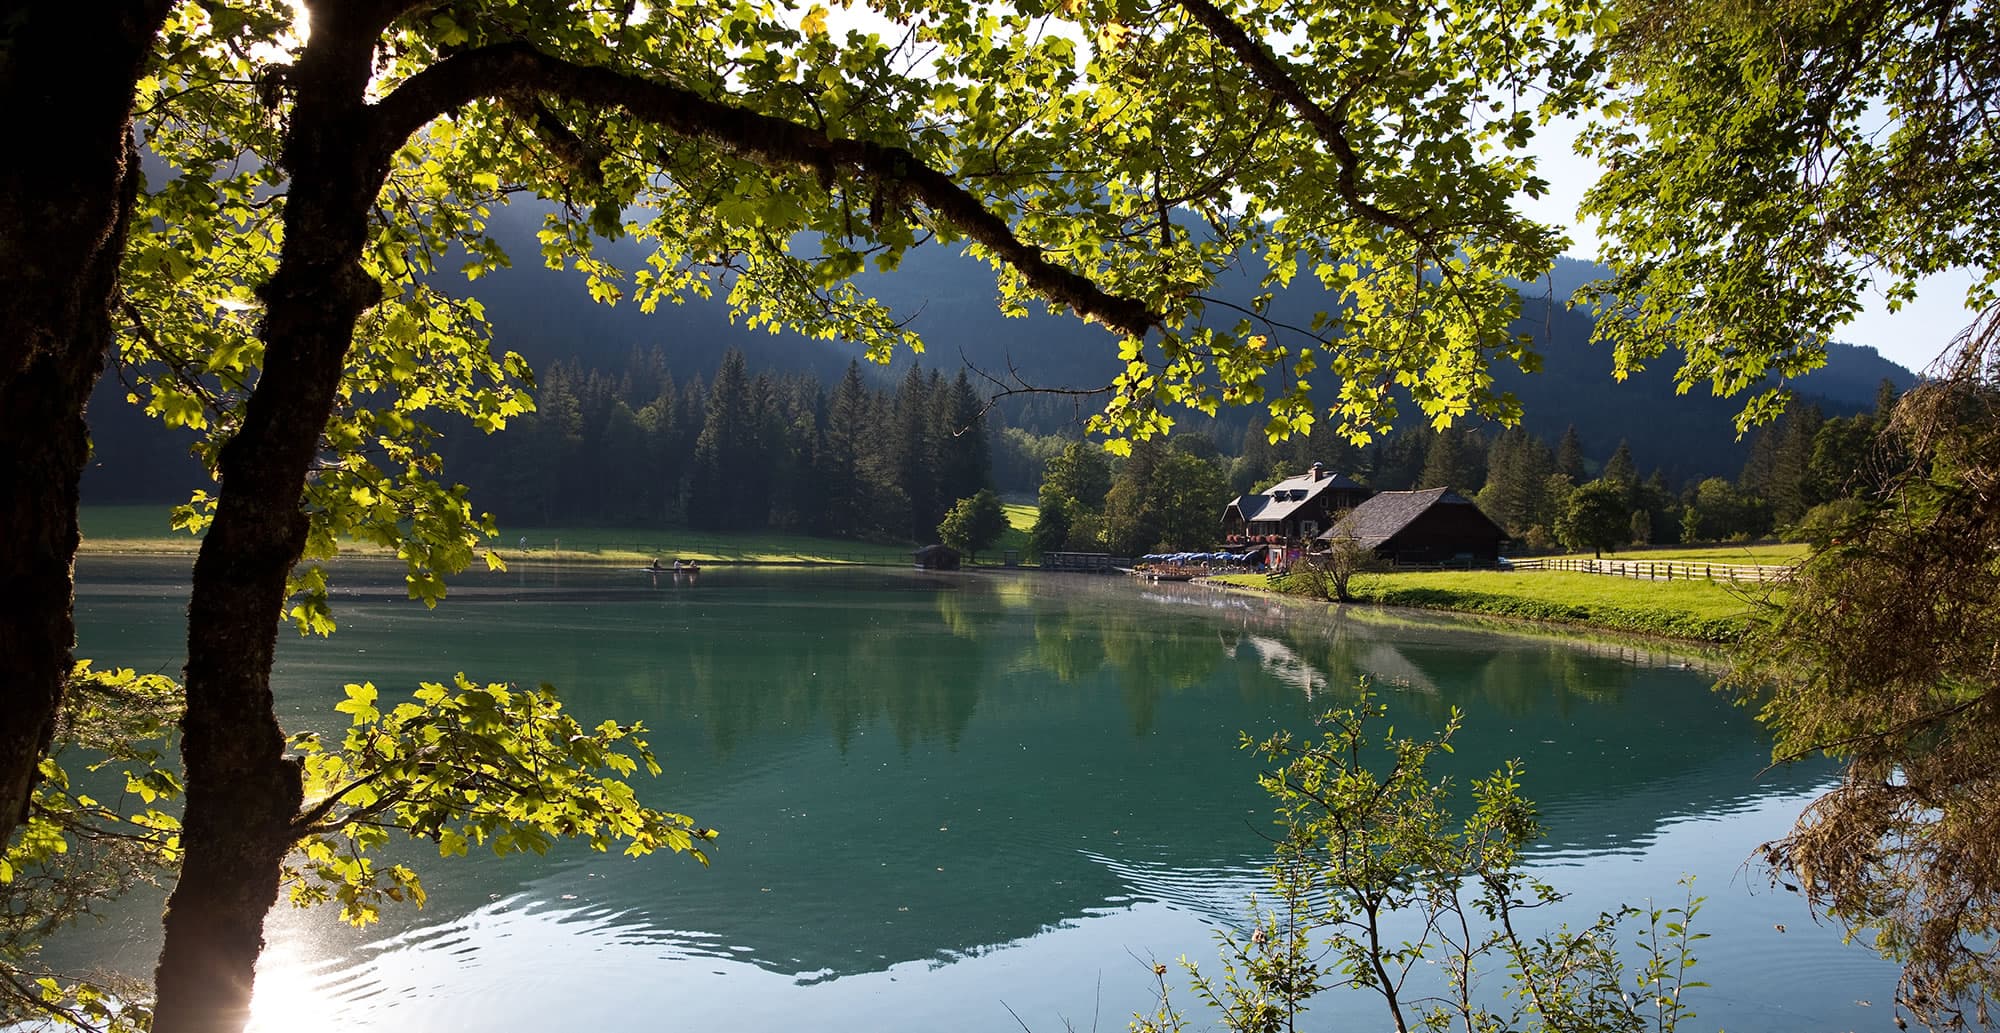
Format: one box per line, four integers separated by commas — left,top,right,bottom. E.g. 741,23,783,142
80,207,1918,503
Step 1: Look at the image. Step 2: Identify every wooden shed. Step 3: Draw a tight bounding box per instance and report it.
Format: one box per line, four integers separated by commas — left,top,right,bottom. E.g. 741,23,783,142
914,544,962,570
1319,487,1507,566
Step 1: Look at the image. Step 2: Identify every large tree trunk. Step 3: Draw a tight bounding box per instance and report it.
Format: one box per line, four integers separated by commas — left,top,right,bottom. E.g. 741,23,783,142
150,4,394,1030
0,1,169,852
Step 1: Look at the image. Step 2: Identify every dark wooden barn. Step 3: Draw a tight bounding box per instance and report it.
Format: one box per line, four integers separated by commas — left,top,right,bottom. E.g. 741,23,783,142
1319,487,1507,566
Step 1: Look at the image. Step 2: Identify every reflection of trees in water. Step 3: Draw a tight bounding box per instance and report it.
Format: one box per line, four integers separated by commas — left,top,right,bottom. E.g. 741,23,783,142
1096,609,1229,736
357,574,1816,984
1032,607,1104,684
933,582,1005,640
1006,585,1658,735
611,576,1723,773
669,618,989,756
1010,589,1233,733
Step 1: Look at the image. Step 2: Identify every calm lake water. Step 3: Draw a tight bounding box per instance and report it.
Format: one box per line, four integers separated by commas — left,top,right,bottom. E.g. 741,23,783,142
68,557,1894,1031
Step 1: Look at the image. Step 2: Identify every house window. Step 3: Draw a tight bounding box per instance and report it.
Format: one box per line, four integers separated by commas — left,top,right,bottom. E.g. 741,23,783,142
1301,520,1318,538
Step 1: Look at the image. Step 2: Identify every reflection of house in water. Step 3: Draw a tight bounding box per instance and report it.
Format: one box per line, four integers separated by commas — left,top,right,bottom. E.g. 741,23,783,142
1354,641,1442,695
1228,631,1442,700
1240,634,1327,700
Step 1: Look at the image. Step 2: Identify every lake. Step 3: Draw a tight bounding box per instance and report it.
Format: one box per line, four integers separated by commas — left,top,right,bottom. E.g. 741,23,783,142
66,557,1894,1031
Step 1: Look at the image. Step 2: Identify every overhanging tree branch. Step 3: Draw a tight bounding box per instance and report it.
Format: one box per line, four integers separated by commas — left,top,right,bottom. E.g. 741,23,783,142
369,42,1163,339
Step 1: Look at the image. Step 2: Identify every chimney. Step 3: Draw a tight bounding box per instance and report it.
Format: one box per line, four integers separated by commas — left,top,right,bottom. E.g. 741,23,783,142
1310,461,1324,481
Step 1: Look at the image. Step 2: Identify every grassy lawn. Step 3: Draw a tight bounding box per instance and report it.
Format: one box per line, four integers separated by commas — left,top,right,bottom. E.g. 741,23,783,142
993,502,1036,561
80,505,209,553
493,527,920,564
79,506,931,565
1213,568,1768,642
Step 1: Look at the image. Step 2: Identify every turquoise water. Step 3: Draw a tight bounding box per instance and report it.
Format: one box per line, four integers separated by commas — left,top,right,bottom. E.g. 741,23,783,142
69,557,1893,1031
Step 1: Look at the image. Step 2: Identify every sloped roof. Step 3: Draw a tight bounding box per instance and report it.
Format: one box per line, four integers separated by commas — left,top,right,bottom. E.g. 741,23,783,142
1228,493,1272,522
1223,468,1366,524
1320,487,1502,548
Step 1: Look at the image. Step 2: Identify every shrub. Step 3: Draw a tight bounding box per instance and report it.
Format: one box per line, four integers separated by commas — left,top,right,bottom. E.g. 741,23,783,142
1136,687,1706,1033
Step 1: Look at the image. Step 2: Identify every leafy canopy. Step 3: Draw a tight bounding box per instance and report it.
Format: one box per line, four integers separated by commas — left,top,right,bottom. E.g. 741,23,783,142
288,675,714,927
1581,0,2000,427
938,488,1008,559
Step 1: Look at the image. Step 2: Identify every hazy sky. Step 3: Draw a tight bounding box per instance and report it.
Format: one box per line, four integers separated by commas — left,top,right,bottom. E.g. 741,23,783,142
1523,116,1977,377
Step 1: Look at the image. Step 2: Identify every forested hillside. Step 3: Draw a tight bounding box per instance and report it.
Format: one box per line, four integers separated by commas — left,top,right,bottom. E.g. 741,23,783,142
79,205,1918,517
440,351,992,540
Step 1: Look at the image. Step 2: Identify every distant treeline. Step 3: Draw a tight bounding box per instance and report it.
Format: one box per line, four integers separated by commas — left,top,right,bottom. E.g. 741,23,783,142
1007,379,1906,556
84,337,1902,555
441,347,992,541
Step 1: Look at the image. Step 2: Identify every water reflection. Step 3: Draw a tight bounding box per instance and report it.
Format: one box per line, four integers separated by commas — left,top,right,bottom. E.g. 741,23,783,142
68,559,1890,1032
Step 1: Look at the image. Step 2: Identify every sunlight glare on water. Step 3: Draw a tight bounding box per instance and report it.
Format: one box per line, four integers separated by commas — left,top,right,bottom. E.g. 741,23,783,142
246,939,341,1033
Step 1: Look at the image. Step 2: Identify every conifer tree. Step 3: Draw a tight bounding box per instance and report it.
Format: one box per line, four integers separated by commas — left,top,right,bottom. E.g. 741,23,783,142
745,373,794,529
1478,427,1554,534
641,374,681,522
1418,426,1484,491
1372,428,1431,490
891,365,940,540
1555,425,1587,484
600,401,649,523
1739,420,1780,497
820,362,873,537
934,370,991,508
1769,404,1825,524
1601,439,1638,489
512,364,584,525
1418,426,1464,490
1230,424,1278,494
685,351,754,531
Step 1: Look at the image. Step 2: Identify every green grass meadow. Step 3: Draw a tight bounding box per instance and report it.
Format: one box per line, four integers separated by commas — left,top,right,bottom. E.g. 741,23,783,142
79,505,1040,567
1215,567,1770,642
79,505,204,551
468,503,1044,565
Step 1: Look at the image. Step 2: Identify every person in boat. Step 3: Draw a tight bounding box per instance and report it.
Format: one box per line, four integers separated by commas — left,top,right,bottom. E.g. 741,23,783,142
648,557,665,572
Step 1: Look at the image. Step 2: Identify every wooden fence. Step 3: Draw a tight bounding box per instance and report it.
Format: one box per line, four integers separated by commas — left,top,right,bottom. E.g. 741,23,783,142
1505,556,1795,583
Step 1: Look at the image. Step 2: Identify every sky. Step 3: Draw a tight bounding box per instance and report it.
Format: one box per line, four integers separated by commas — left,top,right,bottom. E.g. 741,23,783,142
1521,116,1979,377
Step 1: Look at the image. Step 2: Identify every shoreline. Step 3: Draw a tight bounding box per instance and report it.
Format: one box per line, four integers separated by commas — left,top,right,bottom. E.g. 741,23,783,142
74,539,914,566
75,538,1747,655
1190,572,1749,653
